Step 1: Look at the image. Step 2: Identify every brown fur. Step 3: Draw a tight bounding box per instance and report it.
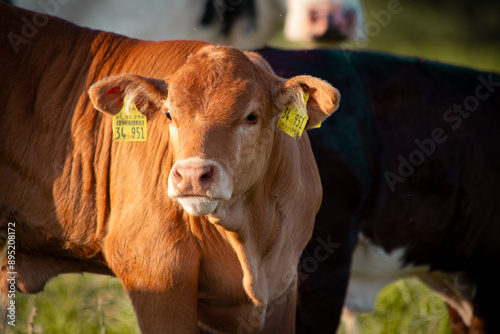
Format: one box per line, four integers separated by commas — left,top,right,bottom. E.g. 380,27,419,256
0,4,339,333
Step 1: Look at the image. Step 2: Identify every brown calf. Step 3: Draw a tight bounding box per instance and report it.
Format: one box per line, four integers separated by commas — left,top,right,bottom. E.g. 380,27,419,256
0,3,339,333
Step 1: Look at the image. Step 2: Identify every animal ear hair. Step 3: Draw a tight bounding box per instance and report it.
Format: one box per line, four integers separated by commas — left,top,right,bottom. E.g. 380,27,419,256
273,75,340,129
244,51,275,74
88,74,168,116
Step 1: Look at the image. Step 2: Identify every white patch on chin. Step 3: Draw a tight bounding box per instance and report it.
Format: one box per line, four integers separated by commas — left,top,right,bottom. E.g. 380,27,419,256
177,197,219,217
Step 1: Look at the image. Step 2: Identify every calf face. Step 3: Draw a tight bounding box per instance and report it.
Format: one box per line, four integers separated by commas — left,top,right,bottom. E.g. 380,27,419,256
89,45,339,226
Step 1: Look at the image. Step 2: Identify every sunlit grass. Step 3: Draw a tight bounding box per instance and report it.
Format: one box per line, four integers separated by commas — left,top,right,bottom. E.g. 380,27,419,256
11,275,451,333
337,278,453,334
9,274,139,334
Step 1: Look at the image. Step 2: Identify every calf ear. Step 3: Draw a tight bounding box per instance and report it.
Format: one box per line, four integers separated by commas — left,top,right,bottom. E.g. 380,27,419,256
274,75,340,129
244,51,276,74
88,73,168,116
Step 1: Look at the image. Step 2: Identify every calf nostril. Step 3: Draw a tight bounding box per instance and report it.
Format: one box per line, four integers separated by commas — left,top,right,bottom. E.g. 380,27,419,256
200,166,214,181
173,167,183,182
173,164,216,192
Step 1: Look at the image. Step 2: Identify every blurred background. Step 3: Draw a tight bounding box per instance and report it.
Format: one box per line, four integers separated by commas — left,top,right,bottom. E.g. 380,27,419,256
357,0,500,73
6,0,500,333
270,0,500,73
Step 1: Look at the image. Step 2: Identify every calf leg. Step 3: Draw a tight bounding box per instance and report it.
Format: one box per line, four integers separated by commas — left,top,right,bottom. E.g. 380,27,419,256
104,217,201,334
260,283,297,334
126,279,199,334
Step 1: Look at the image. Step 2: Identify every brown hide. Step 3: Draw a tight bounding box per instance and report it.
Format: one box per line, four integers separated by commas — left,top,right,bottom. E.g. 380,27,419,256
0,4,339,333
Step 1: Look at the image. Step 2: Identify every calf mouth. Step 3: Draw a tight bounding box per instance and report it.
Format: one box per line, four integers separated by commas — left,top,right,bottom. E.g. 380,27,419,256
176,195,220,217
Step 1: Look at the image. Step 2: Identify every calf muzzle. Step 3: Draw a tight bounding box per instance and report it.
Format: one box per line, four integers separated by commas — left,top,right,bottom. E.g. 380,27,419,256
171,164,216,195
168,158,232,217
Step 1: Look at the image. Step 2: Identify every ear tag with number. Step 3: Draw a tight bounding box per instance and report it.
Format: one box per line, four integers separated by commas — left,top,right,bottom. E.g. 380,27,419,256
112,99,147,142
277,92,310,140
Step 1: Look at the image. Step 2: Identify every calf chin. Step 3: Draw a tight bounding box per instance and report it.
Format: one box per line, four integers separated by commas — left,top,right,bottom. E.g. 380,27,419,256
177,197,219,217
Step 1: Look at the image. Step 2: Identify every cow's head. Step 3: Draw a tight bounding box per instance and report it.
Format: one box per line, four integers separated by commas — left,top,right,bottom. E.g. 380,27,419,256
89,45,339,227
284,0,366,42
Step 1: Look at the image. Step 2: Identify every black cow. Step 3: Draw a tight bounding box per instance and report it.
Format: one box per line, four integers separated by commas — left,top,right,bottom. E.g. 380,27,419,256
259,48,500,333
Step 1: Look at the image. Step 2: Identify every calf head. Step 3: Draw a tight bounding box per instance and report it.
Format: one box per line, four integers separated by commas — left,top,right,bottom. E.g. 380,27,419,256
89,45,339,228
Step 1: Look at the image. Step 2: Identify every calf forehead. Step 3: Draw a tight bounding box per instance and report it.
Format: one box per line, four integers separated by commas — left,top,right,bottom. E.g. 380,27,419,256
170,78,258,122
168,46,267,122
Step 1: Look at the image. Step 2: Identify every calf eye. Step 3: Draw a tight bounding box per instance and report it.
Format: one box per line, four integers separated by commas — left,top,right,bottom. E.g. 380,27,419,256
166,110,172,120
245,114,258,124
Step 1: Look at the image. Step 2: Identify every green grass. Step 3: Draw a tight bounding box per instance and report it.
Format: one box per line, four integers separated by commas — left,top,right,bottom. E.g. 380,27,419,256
337,279,453,334
10,275,450,333
7,274,139,334
356,0,500,73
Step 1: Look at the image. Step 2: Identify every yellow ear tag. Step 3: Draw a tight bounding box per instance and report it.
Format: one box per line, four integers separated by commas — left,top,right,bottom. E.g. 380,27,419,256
310,121,322,129
277,92,310,140
112,99,147,142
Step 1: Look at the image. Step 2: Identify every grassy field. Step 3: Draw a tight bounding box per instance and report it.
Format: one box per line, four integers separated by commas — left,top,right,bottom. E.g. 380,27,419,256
8,274,451,334
348,0,500,73
6,274,139,334
7,274,453,334
337,279,453,334
8,0,499,333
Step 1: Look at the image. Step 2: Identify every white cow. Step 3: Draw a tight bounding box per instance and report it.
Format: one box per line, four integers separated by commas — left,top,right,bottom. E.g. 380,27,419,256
285,0,365,43
12,0,365,49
